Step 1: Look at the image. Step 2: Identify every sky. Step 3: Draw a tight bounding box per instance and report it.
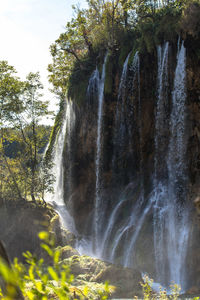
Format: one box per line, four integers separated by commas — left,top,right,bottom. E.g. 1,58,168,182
0,0,87,124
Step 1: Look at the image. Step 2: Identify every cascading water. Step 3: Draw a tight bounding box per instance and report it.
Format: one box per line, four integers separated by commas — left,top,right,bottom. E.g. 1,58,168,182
45,102,77,234
101,51,143,263
64,103,76,207
131,51,143,192
123,200,152,267
94,54,108,253
75,67,101,257
107,190,151,265
153,41,189,290
99,53,132,258
100,181,139,259
112,52,130,171
167,41,189,289
153,41,170,284
101,42,189,289
87,68,100,104
118,53,131,100
154,42,169,183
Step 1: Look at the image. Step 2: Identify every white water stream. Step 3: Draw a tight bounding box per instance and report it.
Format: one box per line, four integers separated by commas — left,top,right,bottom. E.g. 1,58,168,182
94,54,108,253
153,41,189,290
166,42,189,289
45,102,77,234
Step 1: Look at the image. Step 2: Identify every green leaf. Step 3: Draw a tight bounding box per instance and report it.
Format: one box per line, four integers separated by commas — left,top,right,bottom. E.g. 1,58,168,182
38,231,49,241
40,243,53,257
53,249,60,265
48,266,59,281
35,280,43,292
28,265,35,281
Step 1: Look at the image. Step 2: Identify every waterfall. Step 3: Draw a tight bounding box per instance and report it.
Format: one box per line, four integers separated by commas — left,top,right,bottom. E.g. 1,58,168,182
87,68,100,104
168,42,188,199
118,51,144,267
131,52,143,189
153,42,170,284
45,102,77,234
64,103,76,205
109,41,189,288
75,67,100,257
47,39,191,292
167,41,189,289
153,41,189,290
112,51,140,177
112,52,130,171
100,181,138,258
108,190,149,264
118,53,131,100
123,200,152,267
94,54,108,253
101,52,142,263
154,42,169,183
100,195,126,257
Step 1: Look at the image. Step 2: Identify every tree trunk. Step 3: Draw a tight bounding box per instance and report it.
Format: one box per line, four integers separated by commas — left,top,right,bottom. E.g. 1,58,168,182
3,155,22,200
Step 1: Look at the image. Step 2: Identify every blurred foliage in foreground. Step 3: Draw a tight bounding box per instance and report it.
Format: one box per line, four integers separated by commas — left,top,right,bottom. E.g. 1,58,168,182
0,231,199,299
0,232,114,300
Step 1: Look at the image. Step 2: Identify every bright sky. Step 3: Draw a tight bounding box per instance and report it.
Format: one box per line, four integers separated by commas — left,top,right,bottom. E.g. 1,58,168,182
0,0,87,124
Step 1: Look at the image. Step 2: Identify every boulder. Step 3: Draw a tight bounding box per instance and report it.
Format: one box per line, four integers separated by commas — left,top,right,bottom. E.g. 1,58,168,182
59,245,80,260
62,255,142,298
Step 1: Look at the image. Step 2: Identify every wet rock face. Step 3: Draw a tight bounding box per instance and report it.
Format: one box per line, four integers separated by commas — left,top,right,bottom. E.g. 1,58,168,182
187,55,200,285
63,104,97,234
187,57,200,187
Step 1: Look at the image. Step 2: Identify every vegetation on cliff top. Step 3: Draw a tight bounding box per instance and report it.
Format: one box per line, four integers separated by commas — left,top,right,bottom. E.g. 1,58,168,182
48,0,200,105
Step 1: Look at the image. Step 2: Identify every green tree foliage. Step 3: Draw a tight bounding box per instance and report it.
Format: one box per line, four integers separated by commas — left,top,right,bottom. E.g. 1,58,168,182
0,62,53,204
0,61,25,201
180,0,200,38
0,61,24,124
17,72,50,203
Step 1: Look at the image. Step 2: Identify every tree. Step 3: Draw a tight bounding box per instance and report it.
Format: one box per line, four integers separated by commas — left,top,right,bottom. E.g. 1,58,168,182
48,0,130,96
48,44,73,100
0,61,24,201
15,72,51,203
0,63,53,203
